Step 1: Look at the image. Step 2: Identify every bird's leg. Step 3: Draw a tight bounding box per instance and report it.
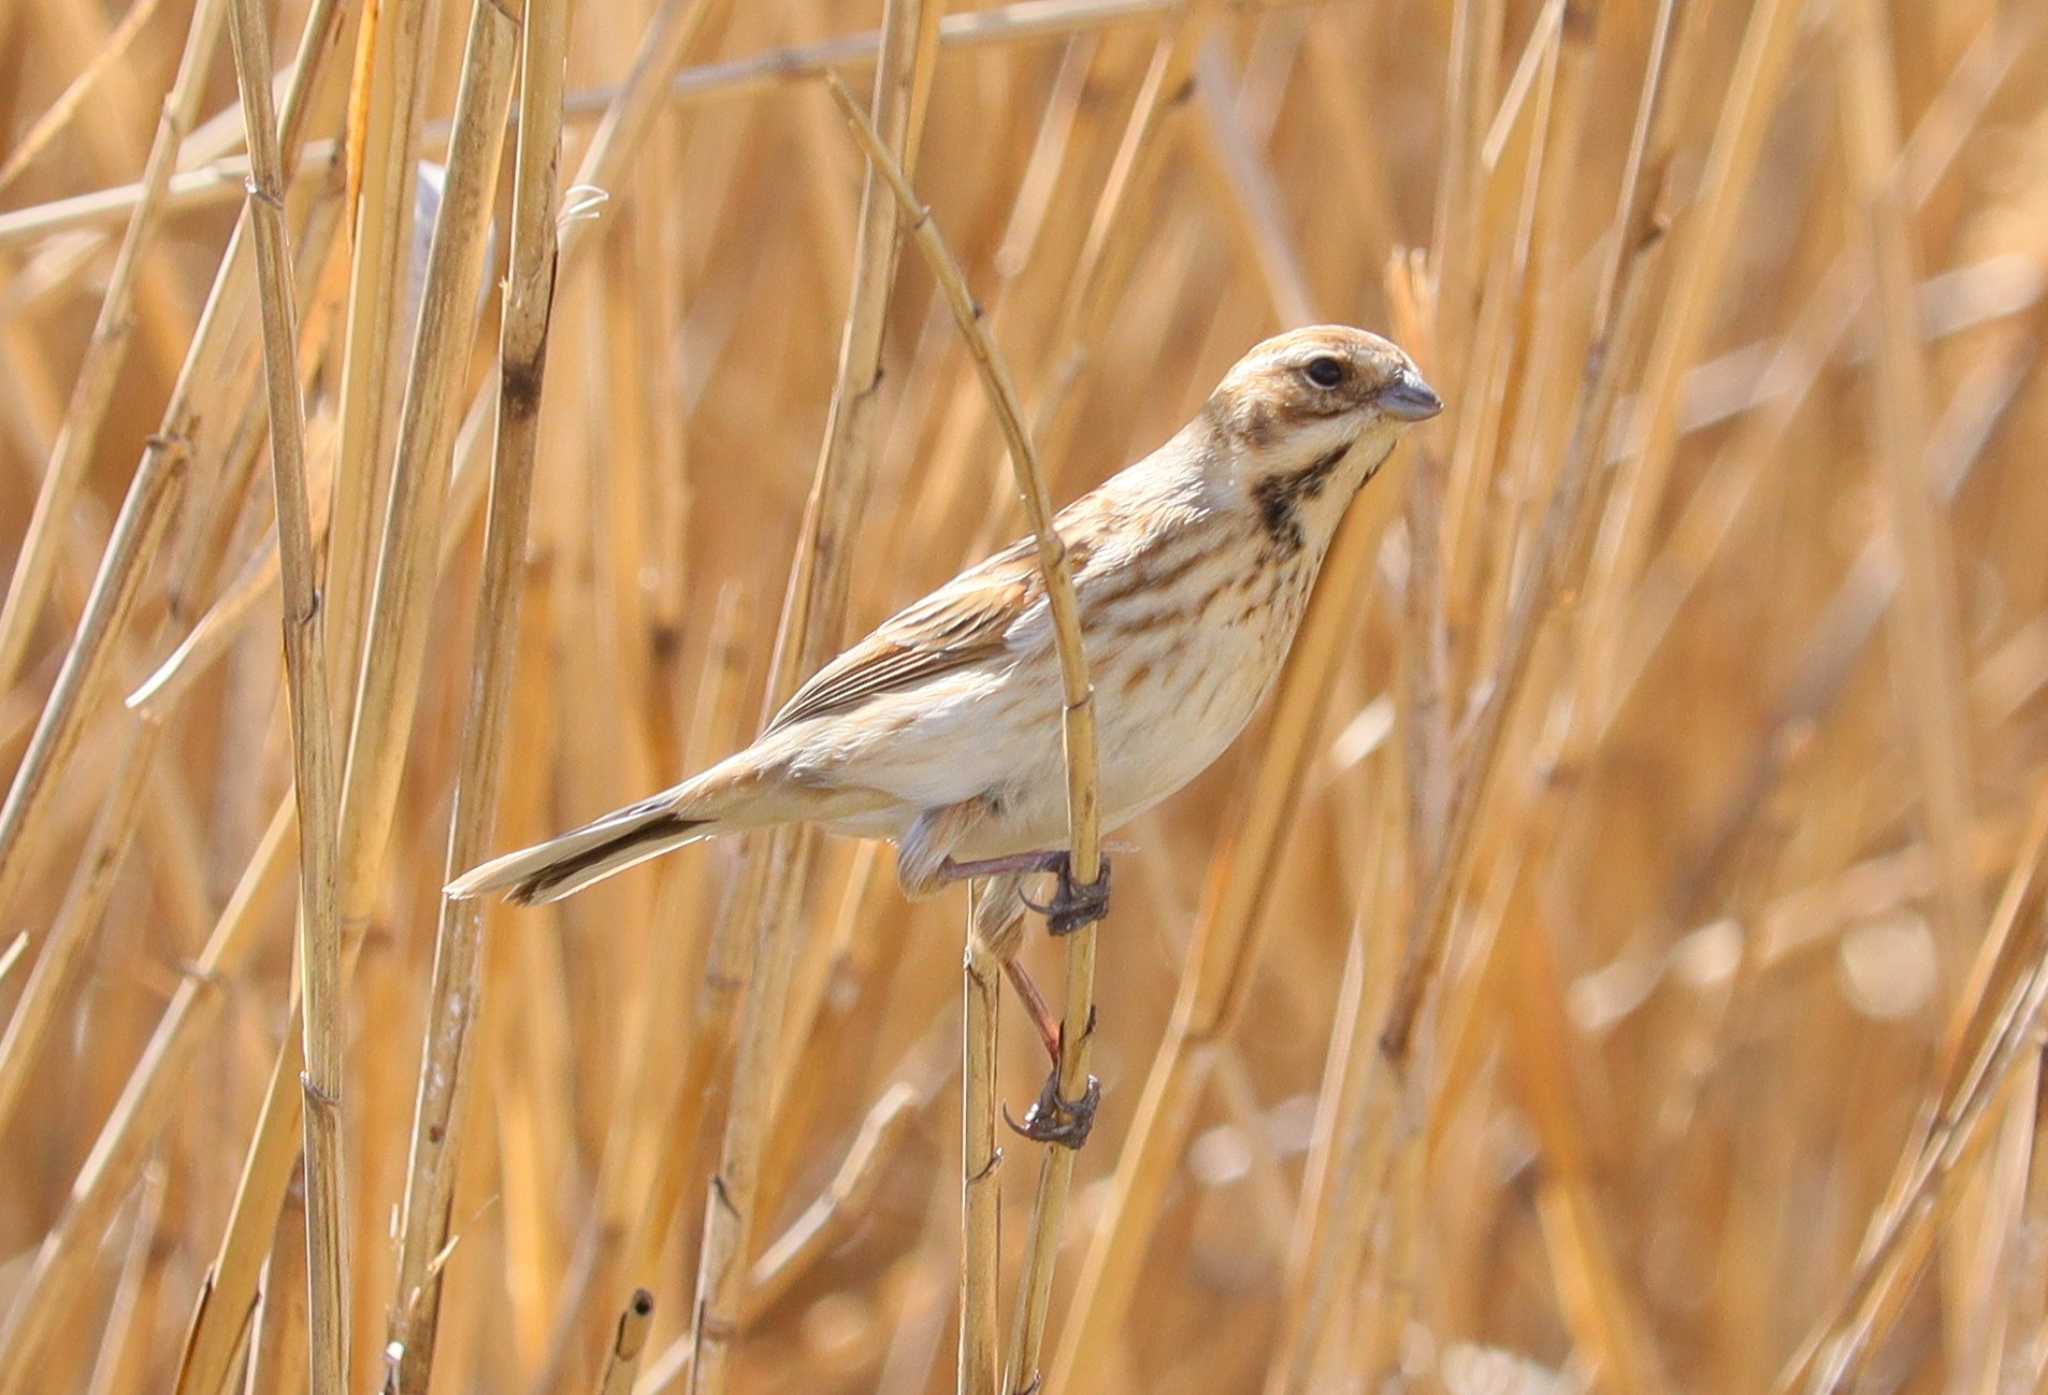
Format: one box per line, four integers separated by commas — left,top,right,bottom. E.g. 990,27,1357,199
940,850,1106,1147
935,848,1067,882
1002,958,1062,1065
1003,1011,1101,1151
1019,853,1112,936
938,850,1114,937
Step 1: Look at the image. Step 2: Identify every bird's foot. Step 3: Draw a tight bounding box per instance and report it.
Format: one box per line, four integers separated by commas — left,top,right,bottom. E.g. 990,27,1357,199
1004,1064,1101,1150
1021,853,1112,936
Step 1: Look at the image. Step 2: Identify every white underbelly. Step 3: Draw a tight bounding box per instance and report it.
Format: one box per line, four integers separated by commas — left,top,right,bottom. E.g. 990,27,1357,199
952,619,1282,858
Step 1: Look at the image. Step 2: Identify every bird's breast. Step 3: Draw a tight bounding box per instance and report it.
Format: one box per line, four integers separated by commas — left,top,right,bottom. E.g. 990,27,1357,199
1081,533,1310,827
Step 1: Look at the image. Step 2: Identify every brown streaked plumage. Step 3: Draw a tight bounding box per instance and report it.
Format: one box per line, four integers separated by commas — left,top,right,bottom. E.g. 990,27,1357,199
447,325,1441,938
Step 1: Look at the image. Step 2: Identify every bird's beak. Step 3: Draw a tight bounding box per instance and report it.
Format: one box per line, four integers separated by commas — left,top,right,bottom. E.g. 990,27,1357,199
1379,368,1443,422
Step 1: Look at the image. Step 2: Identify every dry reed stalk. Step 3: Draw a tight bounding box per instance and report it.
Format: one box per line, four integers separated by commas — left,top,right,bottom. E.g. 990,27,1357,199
612,588,751,1288
0,434,186,918
0,0,170,195
383,0,566,1384
1423,0,1481,409
224,0,349,1384
175,6,520,1387
961,897,1002,1395
1069,2,1672,1383
0,718,162,1139
1505,877,1672,1394
245,1164,313,1395
1834,0,1979,965
1835,2,2007,1360
80,1158,168,1395
1443,0,1571,643
8,0,344,579
1319,26,1684,1382
879,31,1111,579
596,1290,656,1395
1604,7,2029,733
489,594,579,1372
0,0,1236,252
563,0,1245,128
744,1079,926,1319
684,11,936,1386
1766,727,2048,1391
822,66,1113,1395
1040,13,1203,398
324,0,437,707
1188,39,1315,326
378,5,738,1370
0,0,347,989
1265,773,1403,1394
125,424,340,717
1658,336,2029,956
176,931,323,1395
1377,0,1684,1065
1407,0,1559,899
1369,23,1563,1367
0,797,293,1393
1777,856,2048,1392
1576,0,1804,708
0,0,223,699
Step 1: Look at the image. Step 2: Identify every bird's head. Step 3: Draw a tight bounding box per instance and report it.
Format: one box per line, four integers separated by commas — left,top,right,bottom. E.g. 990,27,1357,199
1198,324,1441,554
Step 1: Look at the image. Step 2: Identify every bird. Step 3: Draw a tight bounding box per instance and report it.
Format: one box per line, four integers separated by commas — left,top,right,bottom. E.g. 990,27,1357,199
449,324,1440,1138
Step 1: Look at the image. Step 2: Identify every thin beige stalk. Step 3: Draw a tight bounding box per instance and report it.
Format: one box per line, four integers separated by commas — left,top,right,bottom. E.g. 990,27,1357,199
0,0,347,945
0,720,163,1142
746,1081,926,1316
324,0,437,710
387,0,565,1383
184,3,732,1377
1576,0,1804,706
961,903,1002,1395
0,436,187,918
79,1165,168,1395
1187,38,1315,327
596,1291,655,1395
0,0,1239,251
0,0,170,195
685,10,935,1387
1833,0,1978,959
1767,383,2048,1395
176,7,520,1389
225,0,349,1387
1377,0,1684,1062
0,799,294,1395
822,69,1106,1395
245,1165,312,1395
0,0,225,697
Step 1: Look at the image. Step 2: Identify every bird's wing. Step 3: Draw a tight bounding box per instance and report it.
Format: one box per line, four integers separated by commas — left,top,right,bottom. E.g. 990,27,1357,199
765,538,1046,735
766,488,1132,736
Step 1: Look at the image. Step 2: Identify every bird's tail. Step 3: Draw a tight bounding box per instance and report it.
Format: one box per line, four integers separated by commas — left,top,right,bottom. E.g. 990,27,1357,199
445,793,718,906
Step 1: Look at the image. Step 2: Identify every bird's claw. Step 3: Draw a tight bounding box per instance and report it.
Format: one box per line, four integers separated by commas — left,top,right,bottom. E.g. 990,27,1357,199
1003,1066,1101,1150
1020,853,1112,936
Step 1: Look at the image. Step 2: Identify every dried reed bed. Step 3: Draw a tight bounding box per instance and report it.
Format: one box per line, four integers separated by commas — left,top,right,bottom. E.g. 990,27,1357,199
3,0,2048,1392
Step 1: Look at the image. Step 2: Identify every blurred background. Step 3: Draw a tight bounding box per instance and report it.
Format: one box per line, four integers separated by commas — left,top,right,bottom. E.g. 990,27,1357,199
2,0,2046,1391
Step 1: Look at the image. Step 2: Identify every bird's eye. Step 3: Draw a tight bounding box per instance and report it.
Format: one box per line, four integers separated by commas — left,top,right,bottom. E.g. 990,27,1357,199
1304,356,1345,389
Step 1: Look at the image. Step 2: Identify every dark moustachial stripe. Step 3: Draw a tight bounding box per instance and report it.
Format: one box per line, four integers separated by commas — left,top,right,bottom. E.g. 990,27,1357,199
1252,443,1352,557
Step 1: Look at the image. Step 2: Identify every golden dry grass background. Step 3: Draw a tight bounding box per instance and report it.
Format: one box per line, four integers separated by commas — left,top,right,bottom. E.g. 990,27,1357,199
1,0,2047,1391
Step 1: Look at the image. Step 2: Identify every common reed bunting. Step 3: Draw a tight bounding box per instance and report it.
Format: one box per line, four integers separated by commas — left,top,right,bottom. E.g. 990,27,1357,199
450,325,1440,1137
